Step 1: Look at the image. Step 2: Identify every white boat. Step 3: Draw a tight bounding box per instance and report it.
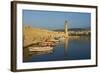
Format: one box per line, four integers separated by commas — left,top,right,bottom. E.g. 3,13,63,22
29,46,53,52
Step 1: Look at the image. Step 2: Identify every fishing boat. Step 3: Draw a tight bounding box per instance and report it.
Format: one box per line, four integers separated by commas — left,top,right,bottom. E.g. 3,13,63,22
39,41,56,47
29,46,53,52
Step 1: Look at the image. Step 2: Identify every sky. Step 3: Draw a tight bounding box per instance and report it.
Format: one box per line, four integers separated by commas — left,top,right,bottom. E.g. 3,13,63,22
23,10,91,30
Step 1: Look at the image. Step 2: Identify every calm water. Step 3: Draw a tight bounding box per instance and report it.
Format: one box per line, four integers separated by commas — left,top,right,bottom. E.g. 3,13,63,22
23,37,91,62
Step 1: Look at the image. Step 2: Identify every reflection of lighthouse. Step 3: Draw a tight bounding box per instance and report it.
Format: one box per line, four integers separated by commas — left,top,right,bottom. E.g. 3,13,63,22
64,20,68,37
64,38,69,55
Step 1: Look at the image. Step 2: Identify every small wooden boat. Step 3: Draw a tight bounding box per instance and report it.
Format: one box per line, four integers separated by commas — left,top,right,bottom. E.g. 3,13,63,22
46,39,59,43
38,41,57,47
29,46,53,52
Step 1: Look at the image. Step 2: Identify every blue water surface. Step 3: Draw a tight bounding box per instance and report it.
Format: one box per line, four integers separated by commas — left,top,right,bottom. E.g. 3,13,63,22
24,37,91,62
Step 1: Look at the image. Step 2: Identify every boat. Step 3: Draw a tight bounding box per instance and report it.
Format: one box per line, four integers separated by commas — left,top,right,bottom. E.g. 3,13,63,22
46,38,59,43
39,41,56,47
28,46,53,52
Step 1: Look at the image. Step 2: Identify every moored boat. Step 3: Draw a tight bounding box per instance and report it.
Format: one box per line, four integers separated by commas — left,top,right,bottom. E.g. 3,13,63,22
29,46,53,52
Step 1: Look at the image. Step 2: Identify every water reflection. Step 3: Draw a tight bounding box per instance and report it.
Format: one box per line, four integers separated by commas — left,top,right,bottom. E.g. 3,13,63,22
23,36,90,62
23,47,53,62
64,38,69,56
23,38,69,62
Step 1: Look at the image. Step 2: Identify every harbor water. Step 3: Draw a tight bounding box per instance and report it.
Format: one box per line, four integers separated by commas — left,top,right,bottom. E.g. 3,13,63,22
23,36,91,62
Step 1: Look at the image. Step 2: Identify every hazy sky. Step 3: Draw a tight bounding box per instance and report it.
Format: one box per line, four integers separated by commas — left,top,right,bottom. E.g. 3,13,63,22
23,10,91,30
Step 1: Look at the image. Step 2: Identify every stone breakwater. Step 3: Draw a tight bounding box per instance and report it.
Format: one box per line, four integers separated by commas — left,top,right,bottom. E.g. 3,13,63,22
23,26,68,48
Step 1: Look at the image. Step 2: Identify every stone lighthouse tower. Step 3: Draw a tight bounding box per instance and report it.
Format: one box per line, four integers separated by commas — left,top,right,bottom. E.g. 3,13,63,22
64,20,68,37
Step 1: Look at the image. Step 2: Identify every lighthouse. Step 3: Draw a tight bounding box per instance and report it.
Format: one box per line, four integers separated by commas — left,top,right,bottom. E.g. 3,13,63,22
64,20,68,37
